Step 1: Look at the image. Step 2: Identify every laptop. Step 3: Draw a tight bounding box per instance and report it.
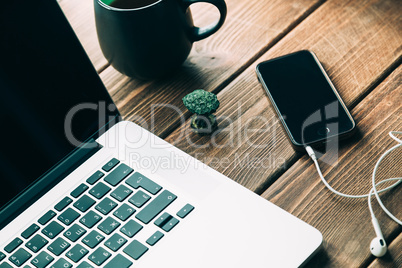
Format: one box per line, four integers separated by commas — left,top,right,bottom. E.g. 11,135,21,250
0,1,322,267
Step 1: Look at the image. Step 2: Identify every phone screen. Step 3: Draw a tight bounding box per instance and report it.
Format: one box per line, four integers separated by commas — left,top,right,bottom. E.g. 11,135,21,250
256,50,354,147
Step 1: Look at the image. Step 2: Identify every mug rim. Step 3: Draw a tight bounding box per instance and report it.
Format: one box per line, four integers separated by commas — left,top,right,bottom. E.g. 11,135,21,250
97,0,163,11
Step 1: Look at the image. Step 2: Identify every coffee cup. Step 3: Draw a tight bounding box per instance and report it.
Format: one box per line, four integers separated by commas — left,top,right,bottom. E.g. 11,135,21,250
94,0,227,79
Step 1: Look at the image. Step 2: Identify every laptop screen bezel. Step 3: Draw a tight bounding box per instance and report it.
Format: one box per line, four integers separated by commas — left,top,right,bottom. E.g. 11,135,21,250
0,0,122,228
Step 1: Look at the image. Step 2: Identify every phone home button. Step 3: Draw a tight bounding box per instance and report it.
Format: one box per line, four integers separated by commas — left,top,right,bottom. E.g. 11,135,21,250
317,127,330,136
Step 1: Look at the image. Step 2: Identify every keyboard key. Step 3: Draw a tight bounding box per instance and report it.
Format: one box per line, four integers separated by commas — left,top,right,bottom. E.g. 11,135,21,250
65,244,88,263
21,224,40,239
81,230,104,249
120,220,142,238
64,224,87,242
128,190,150,208
86,171,104,185
146,231,164,246
98,217,120,235
80,211,102,228
74,195,96,212
30,251,54,268
95,197,118,215
4,237,23,253
54,197,73,212
50,258,72,268
77,261,94,268
104,164,133,186
0,263,12,268
161,217,179,232
154,212,179,231
135,190,177,224
102,158,120,172
113,203,135,221
26,235,48,253
0,251,6,261
123,240,148,260
154,213,179,232
58,208,80,226
38,211,56,225
177,204,195,218
154,212,172,227
89,182,110,199
110,185,132,202
126,172,162,194
9,248,31,266
104,254,132,268
104,233,127,252
42,221,64,239
71,184,89,198
88,247,111,266
47,237,70,256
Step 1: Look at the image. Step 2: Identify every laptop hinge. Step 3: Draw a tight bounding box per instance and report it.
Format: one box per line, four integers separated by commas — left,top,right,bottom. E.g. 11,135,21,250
0,140,102,229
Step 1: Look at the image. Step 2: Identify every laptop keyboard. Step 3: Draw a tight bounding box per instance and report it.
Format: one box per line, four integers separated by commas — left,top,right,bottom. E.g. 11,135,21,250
1,158,195,268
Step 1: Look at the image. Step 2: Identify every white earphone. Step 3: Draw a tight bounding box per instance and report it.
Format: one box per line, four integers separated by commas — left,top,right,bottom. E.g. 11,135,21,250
306,131,402,258
369,217,387,257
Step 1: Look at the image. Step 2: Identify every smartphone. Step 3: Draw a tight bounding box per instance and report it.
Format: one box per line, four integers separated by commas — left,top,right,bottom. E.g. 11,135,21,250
256,50,355,150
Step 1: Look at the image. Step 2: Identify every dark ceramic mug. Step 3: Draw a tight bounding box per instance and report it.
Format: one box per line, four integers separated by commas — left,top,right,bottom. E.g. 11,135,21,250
94,0,227,80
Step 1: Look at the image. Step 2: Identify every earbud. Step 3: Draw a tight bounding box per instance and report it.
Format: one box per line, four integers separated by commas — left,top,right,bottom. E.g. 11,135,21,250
370,237,387,257
370,217,387,257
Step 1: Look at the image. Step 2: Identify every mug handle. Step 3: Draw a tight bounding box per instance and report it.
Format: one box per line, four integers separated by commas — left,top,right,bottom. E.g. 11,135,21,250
182,0,227,42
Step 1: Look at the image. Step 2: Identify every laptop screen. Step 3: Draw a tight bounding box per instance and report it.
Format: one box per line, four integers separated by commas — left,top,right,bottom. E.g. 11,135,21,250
0,1,119,212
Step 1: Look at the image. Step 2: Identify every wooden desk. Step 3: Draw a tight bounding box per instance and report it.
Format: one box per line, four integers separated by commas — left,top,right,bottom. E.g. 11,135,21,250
60,0,401,266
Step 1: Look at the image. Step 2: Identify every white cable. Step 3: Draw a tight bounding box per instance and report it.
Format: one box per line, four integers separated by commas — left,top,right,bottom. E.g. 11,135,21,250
306,131,401,224
372,142,402,225
368,178,402,224
389,131,402,143
307,147,401,199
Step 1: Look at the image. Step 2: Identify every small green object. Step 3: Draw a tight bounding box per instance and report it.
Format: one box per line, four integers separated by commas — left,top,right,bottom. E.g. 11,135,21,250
182,89,220,135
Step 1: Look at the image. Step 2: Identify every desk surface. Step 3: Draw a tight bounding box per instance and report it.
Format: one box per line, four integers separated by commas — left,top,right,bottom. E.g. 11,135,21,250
60,0,401,266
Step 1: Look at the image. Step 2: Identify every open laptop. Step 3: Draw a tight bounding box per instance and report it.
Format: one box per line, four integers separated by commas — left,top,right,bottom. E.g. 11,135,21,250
0,1,322,267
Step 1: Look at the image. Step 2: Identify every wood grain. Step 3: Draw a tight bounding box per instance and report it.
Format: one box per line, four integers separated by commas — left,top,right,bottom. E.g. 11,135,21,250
59,0,108,71
166,0,402,193
262,66,401,267
98,0,324,136
368,234,402,268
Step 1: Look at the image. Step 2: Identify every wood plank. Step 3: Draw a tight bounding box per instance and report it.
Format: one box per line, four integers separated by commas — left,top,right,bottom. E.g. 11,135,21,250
368,234,402,268
99,0,324,135
165,0,402,193
262,66,401,267
59,0,109,71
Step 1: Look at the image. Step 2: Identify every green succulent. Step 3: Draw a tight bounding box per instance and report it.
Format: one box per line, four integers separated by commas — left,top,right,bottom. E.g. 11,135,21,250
182,89,220,116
